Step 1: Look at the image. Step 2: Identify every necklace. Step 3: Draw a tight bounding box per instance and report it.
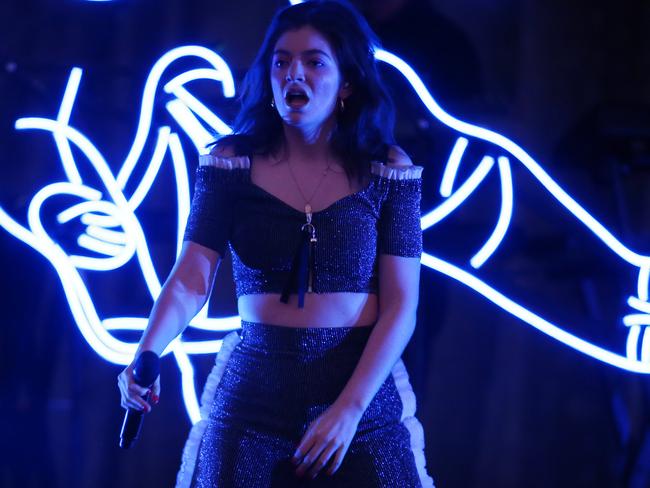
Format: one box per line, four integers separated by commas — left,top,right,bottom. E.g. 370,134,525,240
279,156,335,306
286,158,332,227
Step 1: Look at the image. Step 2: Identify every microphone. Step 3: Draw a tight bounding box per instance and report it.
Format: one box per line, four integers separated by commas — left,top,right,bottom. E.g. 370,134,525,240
119,351,160,449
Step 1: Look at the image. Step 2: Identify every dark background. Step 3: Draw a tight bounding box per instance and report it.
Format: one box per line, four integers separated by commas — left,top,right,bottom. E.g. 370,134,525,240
1,0,650,487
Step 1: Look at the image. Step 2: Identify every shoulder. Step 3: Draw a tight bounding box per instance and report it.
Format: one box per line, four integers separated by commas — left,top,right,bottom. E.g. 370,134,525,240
200,143,250,170
209,143,238,158
207,134,252,158
386,145,413,167
370,145,423,181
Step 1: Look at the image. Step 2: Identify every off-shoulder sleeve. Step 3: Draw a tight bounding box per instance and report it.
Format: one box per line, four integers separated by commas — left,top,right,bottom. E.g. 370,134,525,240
371,161,424,257
182,155,250,256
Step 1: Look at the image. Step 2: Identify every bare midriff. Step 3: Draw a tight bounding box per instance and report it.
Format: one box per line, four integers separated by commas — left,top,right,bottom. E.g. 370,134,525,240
238,292,378,328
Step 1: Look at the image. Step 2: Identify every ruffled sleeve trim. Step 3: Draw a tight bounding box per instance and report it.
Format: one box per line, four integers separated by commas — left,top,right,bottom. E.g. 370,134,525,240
199,154,251,170
370,161,424,180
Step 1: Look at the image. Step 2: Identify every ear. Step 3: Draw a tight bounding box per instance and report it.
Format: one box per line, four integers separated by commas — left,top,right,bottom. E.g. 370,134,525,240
339,81,352,100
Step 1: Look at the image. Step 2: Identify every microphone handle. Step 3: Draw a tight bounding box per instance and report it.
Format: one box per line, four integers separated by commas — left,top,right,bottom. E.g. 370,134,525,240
119,391,151,449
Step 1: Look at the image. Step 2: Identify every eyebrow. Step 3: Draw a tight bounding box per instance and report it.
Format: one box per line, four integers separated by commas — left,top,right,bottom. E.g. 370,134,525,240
272,48,332,60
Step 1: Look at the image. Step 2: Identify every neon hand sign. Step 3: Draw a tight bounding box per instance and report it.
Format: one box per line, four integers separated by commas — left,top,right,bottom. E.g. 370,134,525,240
2,47,240,422
373,49,650,373
2,13,649,423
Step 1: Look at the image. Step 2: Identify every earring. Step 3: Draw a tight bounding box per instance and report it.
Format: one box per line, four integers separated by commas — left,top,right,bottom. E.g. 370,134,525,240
270,98,275,108
338,98,345,112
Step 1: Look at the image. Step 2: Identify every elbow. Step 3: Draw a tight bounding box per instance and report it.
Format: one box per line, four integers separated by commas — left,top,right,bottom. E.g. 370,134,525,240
167,272,210,301
379,291,418,321
378,301,418,333
164,271,214,336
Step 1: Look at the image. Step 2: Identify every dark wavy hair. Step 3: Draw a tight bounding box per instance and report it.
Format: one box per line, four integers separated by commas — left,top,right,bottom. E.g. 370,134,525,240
212,0,395,182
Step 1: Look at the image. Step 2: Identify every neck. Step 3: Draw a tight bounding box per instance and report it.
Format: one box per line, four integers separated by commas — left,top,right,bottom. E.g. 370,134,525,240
279,116,336,163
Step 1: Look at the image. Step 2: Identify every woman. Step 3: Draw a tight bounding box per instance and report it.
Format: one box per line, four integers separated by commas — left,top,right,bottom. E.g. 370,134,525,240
118,1,434,486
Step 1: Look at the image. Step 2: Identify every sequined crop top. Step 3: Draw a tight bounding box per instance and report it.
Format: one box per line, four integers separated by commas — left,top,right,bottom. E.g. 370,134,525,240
183,154,423,307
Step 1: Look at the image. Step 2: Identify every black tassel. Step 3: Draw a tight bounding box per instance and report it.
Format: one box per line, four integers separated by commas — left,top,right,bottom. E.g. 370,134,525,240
307,235,315,293
280,226,311,308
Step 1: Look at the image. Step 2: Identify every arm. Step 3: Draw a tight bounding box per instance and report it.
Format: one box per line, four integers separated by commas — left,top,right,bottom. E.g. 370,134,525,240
119,143,239,411
336,144,421,411
134,240,221,357
137,141,239,356
118,241,220,412
336,254,420,413
138,142,240,355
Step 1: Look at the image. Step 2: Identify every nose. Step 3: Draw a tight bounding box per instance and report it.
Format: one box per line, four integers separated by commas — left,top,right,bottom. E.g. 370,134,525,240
286,60,305,82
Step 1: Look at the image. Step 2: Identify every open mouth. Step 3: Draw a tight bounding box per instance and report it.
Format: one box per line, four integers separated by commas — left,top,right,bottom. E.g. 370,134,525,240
284,89,310,109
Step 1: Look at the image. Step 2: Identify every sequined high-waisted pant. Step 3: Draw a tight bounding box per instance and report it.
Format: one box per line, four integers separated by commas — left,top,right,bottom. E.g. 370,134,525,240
175,320,435,488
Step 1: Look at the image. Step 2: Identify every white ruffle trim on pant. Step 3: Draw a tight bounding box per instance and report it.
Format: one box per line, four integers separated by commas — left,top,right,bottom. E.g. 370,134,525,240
391,358,436,488
174,330,242,488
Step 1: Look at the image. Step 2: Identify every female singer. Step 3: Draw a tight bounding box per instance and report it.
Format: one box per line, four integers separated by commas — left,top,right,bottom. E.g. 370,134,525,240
118,1,434,486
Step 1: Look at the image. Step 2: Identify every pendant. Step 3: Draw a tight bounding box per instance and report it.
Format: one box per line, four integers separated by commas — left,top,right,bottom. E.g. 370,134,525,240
301,204,316,294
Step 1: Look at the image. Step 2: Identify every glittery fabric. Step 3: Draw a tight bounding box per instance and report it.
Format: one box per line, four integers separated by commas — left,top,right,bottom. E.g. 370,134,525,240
187,321,433,488
182,155,423,299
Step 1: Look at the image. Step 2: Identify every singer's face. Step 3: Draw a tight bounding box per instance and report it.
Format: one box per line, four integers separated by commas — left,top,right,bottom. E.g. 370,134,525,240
270,26,348,131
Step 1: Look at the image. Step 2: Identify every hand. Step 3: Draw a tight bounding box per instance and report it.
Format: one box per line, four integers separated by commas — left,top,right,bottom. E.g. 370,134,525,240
291,400,364,479
117,364,161,413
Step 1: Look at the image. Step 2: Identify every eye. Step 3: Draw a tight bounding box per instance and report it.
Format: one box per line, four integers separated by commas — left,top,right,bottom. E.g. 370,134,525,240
309,59,325,67
273,59,287,68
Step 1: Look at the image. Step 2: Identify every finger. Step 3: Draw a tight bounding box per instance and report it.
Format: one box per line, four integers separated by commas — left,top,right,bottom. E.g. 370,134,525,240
152,376,161,396
122,397,147,411
326,445,344,475
121,400,145,411
151,377,161,404
295,441,325,477
123,398,147,411
118,382,130,401
128,383,150,397
292,434,314,464
127,394,151,411
306,442,338,479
